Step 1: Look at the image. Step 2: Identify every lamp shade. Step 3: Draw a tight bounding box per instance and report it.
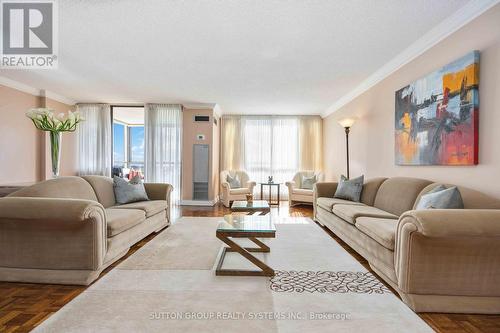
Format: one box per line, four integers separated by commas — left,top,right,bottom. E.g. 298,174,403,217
338,117,357,128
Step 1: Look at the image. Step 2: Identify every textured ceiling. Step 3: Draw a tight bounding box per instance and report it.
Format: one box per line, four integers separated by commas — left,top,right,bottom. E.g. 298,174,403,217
0,0,470,114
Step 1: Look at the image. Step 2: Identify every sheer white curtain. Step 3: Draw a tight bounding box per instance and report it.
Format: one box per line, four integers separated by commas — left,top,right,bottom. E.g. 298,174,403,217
76,104,111,176
242,116,299,199
144,104,182,204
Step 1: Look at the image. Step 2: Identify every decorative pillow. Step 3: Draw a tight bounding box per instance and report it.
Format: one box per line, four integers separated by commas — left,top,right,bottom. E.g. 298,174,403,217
226,174,241,189
415,186,464,210
113,175,149,205
301,174,317,190
334,175,364,202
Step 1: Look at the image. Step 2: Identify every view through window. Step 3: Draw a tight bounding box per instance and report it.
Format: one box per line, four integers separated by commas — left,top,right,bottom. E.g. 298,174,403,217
112,106,145,179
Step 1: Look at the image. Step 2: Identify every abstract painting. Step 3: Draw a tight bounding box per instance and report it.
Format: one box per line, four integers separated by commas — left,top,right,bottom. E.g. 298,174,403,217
395,51,479,165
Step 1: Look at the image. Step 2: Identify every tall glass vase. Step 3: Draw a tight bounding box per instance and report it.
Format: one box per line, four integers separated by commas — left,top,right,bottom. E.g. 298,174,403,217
50,131,62,178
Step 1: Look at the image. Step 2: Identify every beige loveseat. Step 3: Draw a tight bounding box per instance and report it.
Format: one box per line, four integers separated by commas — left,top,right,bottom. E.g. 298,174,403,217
0,176,172,285
313,177,500,314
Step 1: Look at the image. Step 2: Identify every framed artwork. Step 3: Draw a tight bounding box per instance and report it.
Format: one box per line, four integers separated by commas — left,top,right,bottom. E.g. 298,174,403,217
395,51,479,165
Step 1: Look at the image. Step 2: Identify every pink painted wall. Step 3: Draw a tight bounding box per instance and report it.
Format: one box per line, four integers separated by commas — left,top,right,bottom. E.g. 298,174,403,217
0,84,77,184
0,85,43,183
323,5,500,198
181,108,219,201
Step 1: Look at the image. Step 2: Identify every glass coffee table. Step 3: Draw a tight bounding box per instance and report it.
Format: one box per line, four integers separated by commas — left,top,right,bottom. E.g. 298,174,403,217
215,214,275,277
230,200,270,215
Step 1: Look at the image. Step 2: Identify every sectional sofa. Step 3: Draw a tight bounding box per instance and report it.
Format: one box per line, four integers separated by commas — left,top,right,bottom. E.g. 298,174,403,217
0,176,172,285
313,177,500,314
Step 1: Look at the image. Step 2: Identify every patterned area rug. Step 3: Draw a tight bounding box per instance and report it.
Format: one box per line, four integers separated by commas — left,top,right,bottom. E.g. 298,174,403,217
270,270,391,294
33,217,432,333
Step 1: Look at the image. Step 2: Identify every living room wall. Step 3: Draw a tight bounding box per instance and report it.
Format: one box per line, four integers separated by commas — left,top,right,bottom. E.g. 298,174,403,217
322,4,500,198
181,108,220,202
0,84,77,184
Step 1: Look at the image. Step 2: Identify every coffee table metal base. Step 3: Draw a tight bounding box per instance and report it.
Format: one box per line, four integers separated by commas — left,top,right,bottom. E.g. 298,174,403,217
215,232,274,277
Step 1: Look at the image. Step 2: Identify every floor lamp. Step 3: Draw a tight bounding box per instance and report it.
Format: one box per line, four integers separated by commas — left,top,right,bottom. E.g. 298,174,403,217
338,118,357,179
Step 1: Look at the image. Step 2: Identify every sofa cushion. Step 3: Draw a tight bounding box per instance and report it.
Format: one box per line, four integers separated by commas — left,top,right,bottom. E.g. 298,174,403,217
334,175,364,202
414,183,500,210
292,188,313,195
300,174,317,189
332,204,398,225
415,186,464,210
355,217,398,250
373,177,432,216
106,208,146,237
316,197,364,211
113,176,149,205
360,177,387,206
230,188,251,195
113,200,167,217
8,176,98,202
82,175,116,208
227,174,241,189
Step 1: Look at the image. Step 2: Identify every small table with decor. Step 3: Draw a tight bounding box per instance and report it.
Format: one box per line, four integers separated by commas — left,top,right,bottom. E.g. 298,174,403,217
259,182,281,206
215,214,275,277
230,200,270,215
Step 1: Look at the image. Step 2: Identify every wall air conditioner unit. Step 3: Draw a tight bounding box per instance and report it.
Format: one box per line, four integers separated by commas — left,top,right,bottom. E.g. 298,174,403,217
194,115,210,122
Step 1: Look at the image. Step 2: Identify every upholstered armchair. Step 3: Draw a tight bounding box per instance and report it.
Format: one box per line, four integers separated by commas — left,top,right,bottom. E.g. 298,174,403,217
286,171,324,206
220,170,256,207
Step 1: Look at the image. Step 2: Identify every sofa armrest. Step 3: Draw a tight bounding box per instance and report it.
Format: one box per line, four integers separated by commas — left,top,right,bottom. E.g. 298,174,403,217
144,183,173,224
314,182,338,198
0,197,106,271
312,182,338,221
398,209,500,237
395,209,500,296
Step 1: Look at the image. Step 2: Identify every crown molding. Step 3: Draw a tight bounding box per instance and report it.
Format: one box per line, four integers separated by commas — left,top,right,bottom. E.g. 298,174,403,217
0,76,39,96
40,89,77,106
213,104,223,118
0,76,76,106
321,0,500,118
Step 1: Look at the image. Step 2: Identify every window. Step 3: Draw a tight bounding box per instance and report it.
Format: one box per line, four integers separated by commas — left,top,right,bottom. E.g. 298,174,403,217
242,116,299,198
129,126,144,170
113,123,125,167
112,106,145,179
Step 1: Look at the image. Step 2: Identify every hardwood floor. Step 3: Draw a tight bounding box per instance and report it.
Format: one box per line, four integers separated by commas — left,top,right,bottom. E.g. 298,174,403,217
0,203,498,332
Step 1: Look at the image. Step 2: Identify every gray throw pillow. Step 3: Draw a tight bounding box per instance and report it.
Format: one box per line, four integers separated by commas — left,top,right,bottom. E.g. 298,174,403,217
113,175,149,205
301,175,317,190
415,186,464,210
227,174,241,188
334,175,364,202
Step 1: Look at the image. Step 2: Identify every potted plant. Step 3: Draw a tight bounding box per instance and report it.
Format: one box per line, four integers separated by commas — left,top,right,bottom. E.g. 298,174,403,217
26,108,84,178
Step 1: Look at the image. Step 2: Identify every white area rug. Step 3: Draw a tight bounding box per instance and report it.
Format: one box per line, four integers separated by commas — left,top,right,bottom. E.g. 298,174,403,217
33,217,433,332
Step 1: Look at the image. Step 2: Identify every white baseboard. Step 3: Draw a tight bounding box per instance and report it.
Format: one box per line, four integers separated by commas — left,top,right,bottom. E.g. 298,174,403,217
179,196,219,206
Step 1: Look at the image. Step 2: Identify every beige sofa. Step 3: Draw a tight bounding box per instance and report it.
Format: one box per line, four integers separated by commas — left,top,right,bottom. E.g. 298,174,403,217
0,176,172,286
286,171,324,206
220,170,256,207
313,177,500,314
